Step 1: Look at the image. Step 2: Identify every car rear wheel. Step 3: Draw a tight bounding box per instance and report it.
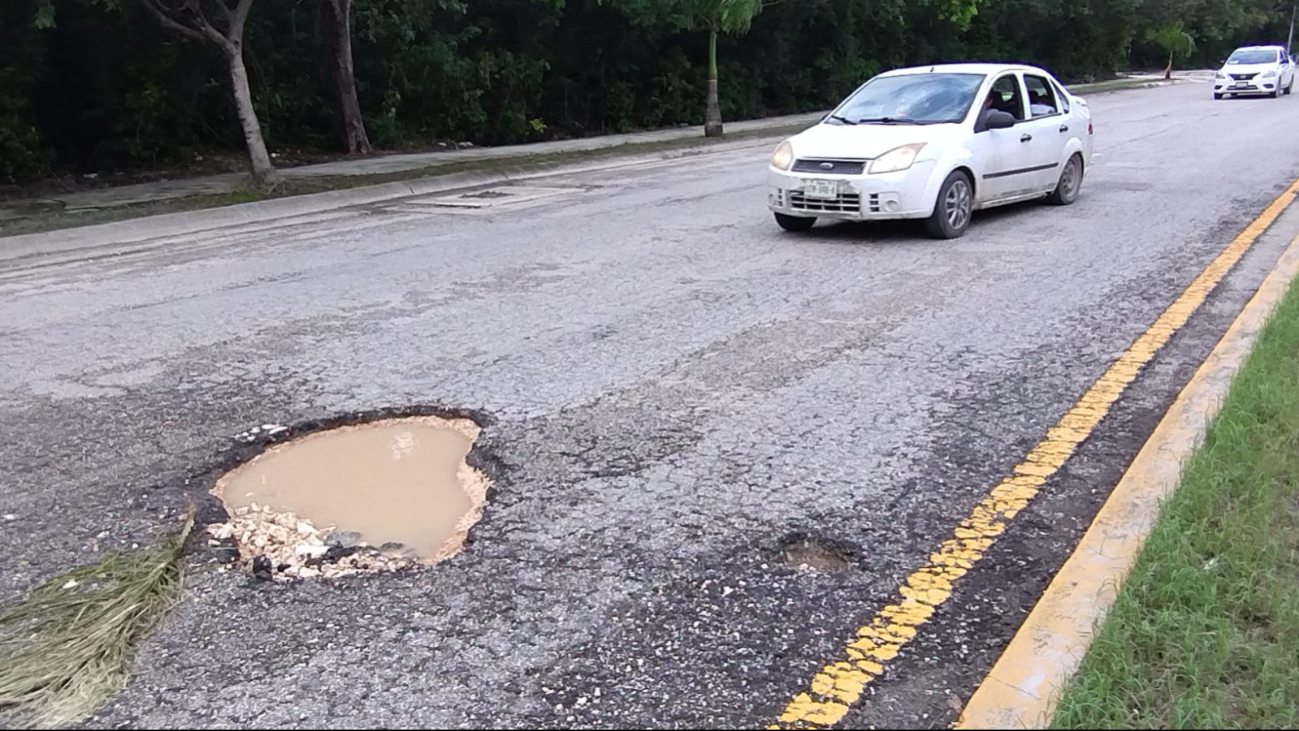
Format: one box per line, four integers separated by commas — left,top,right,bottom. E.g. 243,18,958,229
774,213,816,232
924,171,974,240
1047,154,1084,206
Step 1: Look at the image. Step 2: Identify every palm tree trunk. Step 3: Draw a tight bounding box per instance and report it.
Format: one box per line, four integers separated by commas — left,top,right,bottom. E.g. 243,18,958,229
704,29,723,138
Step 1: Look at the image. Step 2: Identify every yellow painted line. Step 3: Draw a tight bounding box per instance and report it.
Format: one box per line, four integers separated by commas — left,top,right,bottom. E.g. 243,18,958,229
772,178,1299,730
955,221,1299,729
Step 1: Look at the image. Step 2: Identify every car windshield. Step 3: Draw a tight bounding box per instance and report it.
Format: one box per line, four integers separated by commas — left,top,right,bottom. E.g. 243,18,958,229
1228,49,1280,65
828,73,985,126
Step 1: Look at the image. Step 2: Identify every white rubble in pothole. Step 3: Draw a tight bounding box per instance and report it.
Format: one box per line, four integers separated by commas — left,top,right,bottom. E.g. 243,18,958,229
233,423,289,443
207,505,416,581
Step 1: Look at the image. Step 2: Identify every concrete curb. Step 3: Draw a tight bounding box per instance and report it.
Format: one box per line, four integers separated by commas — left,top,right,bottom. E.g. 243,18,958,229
0,76,1183,265
1072,77,1191,95
954,223,1299,729
0,132,801,265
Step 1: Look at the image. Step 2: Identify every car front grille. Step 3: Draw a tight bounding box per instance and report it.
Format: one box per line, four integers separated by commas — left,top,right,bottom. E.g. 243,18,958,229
789,191,861,213
791,159,866,175
1231,73,1259,81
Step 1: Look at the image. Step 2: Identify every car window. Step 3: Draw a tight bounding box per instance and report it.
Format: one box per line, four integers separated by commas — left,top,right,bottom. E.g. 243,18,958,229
1024,75,1060,117
1051,80,1071,113
982,74,1026,120
1228,48,1282,65
828,72,985,126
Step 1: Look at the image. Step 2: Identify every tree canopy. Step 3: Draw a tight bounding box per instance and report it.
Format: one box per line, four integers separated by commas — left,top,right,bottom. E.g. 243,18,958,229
0,0,1285,183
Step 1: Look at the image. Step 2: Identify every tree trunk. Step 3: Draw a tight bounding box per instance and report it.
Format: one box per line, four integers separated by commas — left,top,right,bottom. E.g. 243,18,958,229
224,45,282,187
704,29,723,138
1165,50,1173,80
321,0,372,155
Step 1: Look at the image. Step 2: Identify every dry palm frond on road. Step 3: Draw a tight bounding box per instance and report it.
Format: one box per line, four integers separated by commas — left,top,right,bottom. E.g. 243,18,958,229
0,509,194,729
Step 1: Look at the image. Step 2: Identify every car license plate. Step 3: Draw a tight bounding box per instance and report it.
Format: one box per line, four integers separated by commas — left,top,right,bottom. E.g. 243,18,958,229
1232,82,1252,89
803,179,839,200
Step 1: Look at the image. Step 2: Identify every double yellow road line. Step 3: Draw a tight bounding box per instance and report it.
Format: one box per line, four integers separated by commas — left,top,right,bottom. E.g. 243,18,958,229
772,179,1299,729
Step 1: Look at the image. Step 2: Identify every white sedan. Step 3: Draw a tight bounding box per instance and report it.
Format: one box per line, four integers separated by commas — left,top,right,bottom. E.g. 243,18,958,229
1213,45,1295,99
767,63,1094,239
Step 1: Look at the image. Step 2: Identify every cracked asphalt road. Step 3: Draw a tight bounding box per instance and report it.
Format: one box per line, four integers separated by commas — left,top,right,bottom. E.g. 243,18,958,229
4,80,1299,729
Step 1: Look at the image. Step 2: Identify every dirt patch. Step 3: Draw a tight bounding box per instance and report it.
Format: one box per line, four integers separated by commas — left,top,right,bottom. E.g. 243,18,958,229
209,416,488,581
780,532,855,573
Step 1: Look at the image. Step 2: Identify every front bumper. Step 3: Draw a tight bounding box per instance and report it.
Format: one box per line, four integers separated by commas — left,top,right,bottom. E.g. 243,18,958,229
1215,77,1279,95
766,161,937,221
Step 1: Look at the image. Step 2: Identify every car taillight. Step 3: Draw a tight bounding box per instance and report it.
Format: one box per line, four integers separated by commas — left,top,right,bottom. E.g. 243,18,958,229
1088,121,1094,135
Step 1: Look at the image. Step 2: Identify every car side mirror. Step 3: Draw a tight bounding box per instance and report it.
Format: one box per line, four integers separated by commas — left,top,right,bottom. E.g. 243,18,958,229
985,110,1017,130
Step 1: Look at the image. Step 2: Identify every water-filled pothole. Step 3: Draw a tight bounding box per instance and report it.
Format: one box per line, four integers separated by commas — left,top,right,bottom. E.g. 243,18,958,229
209,416,488,580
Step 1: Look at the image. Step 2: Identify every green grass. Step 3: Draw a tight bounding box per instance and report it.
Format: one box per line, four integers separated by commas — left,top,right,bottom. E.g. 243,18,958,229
1050,277,1299,729
0,122,811,239
0,79,1167,241
0,511,193,729
1070,78,1168,94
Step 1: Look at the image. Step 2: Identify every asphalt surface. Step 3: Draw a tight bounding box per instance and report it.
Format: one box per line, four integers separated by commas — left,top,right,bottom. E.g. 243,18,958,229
3,79,1299,729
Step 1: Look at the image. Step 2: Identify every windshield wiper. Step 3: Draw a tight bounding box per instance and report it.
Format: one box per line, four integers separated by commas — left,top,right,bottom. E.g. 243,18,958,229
858,117,923,125
828,114,857,125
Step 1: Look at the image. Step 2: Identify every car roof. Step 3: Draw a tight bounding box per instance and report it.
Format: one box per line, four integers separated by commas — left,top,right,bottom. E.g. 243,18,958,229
1234,45,1284,51
879,62,1050,78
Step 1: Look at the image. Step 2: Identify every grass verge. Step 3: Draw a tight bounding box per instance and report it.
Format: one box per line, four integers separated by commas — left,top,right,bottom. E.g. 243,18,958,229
0,510,194,728
0,122,811,239
0,76,1172,241
1049,272,1299,729
1070,77,1171,94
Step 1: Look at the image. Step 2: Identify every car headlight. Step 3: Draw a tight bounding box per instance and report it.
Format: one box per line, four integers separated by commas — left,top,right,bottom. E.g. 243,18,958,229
869,143,927,175
771,141,794,171
1264,69,1278,78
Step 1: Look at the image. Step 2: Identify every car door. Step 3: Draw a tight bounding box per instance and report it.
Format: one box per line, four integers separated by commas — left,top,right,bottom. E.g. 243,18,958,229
1017,73,1071,193
967,72,1033,204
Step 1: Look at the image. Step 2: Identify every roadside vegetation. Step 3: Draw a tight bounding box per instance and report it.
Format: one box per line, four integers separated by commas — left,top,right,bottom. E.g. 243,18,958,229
0,512,193,729
1050,275,1299,729
0,0,1284,191
0,119,812,237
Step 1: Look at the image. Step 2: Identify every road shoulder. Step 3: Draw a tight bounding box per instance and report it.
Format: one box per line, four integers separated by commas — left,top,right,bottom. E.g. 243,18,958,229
957,210,1299,730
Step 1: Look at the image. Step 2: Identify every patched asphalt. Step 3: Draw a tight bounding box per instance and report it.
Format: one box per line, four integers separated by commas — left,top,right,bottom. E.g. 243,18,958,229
2,80,1299,728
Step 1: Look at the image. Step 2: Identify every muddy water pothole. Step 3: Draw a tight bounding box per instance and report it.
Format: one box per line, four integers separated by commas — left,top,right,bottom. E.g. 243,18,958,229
209,416,488,581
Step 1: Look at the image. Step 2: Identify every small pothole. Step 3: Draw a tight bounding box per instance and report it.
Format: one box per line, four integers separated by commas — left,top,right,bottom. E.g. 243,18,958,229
780,532,855,573
209,415,488,581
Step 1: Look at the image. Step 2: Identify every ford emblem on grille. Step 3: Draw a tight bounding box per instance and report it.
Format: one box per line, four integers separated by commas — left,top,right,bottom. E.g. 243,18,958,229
819,162,834,170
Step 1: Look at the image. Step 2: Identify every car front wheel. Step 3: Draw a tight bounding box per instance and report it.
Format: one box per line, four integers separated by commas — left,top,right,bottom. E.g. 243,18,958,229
774,212,816,232
924,171,974,239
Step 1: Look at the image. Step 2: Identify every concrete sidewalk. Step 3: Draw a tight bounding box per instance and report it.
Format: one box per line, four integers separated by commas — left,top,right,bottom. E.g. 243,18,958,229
0,71,1201,258
2,113,825,216
0,71,1203,221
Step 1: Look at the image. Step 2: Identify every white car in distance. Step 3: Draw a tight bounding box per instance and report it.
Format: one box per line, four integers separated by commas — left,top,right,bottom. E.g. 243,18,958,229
1213,45,1295,99
767,63,1094,239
